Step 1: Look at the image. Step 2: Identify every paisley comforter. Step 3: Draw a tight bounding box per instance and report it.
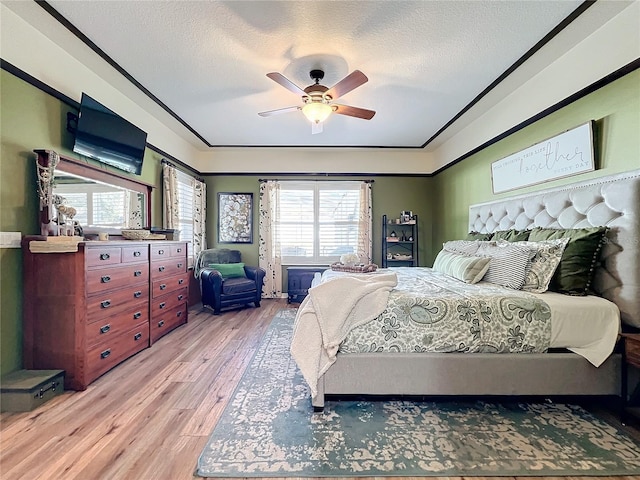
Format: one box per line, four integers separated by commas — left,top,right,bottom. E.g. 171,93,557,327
338,267,552,355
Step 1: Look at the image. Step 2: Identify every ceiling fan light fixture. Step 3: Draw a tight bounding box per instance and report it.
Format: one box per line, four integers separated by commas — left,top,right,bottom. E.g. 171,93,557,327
302,102,332,124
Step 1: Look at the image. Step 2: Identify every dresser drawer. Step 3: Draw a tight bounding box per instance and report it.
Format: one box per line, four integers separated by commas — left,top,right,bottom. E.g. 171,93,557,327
151,287,188,317
86,264,149,294
171,244,187,257
86,247,122,267
86,310,149,348
150,258,187,280
150,244,172,260
151,303,187,342
151,272,189,298
122,245,149,264
87,288,149,321
87,324,149,383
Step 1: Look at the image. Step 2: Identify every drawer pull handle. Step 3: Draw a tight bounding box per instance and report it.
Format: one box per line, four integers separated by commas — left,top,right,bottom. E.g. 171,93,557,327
177,310,183,317
159,302,166,309
100,300,111,309
134,270,142,277
100,324,111,334
177,295,184,301
159,266,165,272
134,332,142,341
133,312,142,319
158,249,165,255
158,320,165,327
177,248,182,253
134,291,142,298
178,279,184,285
177,263,183,268
160,284,167,290
101,275,111,283
100,349,111,359
100,253,110,260
133,251,141,257
34,380,59,399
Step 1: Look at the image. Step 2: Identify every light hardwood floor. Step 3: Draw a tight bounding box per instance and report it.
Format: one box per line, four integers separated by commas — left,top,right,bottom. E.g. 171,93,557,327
1,299,638,480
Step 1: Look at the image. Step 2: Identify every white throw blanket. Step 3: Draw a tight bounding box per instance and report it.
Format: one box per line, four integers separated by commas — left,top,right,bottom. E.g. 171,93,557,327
290,271,398,397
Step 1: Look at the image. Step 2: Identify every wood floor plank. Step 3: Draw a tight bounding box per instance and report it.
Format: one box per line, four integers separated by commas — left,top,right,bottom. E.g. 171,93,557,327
1,299,637,480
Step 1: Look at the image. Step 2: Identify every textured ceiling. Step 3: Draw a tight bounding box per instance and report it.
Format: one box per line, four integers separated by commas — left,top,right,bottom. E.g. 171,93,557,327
6,1,598,148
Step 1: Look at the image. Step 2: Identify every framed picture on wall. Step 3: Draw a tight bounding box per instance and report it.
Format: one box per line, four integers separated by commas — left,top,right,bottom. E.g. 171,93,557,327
218,192,253,243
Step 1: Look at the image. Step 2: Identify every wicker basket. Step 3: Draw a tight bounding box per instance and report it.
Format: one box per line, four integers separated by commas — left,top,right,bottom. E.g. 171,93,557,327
121,229,151,240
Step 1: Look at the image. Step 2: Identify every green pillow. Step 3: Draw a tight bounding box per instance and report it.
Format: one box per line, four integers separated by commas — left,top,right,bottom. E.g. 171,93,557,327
492,229,530,242
465,231,493,241
208,262,246,279
527,227,608,295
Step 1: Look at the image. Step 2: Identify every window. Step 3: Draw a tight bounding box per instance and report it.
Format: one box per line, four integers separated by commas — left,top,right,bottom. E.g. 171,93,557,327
278,181,362,264
54,183,130,228
175,169,195,261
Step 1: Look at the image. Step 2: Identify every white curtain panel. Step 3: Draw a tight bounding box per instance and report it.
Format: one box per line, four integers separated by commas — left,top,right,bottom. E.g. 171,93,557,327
259,181,282,298
357,181,373,264
162,163,179,230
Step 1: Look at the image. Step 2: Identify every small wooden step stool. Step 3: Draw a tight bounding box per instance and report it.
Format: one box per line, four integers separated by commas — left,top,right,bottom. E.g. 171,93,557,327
1,369,64,412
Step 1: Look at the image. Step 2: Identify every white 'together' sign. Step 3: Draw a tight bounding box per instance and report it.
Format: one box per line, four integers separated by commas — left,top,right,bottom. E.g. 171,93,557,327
491,122,595,194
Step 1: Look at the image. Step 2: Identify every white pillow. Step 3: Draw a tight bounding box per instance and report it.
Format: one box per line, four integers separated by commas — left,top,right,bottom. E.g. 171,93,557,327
513,238,570,293
442,240,480,256
476,241,536,289
433,250,492,284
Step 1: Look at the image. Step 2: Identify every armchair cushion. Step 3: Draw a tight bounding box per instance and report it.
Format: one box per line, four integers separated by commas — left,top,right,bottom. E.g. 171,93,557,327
222,276,256,294
208,262,246,279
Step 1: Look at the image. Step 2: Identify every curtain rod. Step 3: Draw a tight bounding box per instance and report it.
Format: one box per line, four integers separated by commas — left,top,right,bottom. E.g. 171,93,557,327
259,178,374,183
162,159,205,183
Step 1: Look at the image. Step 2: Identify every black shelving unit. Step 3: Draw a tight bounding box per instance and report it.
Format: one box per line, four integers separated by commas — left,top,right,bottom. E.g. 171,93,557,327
382,214,418,267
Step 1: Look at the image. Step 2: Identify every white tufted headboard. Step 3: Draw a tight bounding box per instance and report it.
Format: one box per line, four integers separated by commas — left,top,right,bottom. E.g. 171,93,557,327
469,170,640,328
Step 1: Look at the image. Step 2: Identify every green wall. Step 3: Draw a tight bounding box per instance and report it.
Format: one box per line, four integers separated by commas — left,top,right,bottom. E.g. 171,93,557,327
431,69,640,263
0,70,165,375
205,175,433,288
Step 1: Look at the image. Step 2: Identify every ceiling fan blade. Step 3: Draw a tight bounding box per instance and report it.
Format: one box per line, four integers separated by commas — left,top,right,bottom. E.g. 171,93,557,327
258,106,300,117
325,70,368,100
333,104,376,120
266,72,306,96
311,122,323,135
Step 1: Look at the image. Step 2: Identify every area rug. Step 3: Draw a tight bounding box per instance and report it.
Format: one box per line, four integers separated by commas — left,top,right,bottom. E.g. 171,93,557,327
197,309,640,477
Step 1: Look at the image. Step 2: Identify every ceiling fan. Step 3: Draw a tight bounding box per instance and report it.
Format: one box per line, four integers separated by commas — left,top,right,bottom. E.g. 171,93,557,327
258,69,376,134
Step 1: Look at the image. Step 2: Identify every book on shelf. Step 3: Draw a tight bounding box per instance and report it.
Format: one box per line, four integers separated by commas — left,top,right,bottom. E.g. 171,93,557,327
386,237,399,242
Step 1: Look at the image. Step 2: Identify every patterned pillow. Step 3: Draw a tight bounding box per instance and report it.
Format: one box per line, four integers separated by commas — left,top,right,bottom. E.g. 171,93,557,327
465,231,494,241
512,238,570,293
476,241,536,289
442,240,480,256
432,250,492,284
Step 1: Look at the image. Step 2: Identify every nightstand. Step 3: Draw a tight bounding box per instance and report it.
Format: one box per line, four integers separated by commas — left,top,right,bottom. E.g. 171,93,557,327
621,333,640,422
287,267,326,303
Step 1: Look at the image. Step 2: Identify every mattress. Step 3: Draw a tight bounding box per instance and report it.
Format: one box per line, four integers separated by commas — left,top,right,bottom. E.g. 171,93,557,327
319,268,620,367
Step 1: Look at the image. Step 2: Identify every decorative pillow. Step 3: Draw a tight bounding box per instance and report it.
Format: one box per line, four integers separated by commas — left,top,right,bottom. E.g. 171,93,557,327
432,250,491,284
476,241,536,289
208,262,246,279
527,227,608,295
442,240,480,256
512,238,570,293
492,229,531,242
465,231,494,241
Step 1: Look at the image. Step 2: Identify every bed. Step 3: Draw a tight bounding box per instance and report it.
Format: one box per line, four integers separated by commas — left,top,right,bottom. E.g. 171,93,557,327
291,169,640,410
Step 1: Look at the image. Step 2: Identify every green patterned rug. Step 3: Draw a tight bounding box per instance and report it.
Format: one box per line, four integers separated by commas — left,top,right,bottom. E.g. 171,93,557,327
197,309,640,477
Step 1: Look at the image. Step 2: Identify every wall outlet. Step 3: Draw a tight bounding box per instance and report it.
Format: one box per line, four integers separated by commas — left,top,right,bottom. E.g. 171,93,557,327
0,232,22,248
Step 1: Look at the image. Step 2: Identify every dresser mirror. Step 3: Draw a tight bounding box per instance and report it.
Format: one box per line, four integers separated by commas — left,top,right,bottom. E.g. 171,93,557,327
35,149,152,236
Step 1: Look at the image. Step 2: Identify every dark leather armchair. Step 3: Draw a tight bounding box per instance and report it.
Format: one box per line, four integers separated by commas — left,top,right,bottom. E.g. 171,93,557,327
195,248,266,315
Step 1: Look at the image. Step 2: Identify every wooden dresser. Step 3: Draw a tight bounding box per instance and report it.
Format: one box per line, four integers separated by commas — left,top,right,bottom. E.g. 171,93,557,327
149,243,189,343
22,239,189,390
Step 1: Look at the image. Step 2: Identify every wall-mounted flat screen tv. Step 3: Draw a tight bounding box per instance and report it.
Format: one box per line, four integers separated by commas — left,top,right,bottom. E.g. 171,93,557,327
73,93,147,175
